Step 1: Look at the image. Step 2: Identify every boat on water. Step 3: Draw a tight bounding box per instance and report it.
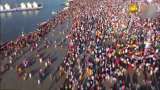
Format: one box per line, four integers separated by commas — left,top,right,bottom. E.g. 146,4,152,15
64,0,70,6
0,2,43,13
65,2,69,6
51,11,57,15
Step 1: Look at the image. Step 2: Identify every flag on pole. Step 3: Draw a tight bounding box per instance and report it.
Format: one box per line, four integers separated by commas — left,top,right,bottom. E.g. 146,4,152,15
129,3,138,14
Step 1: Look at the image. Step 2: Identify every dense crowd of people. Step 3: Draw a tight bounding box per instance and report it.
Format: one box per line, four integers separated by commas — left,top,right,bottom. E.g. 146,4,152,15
0,0,160,90
60,0,160,89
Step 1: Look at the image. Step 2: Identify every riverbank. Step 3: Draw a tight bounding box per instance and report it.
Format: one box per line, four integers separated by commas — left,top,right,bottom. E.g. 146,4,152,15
1,18,71,90
0,2,73,89
0,0,66,44
0,2,70,57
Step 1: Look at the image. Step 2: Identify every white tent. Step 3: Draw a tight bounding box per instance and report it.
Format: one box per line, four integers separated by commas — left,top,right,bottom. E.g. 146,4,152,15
20,2,27,9
26,2,32,9
32,2,38,8
0,5,4,11
4,3,11,10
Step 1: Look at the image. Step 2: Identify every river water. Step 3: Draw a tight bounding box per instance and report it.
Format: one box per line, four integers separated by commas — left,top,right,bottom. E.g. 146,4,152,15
0,0,65,44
